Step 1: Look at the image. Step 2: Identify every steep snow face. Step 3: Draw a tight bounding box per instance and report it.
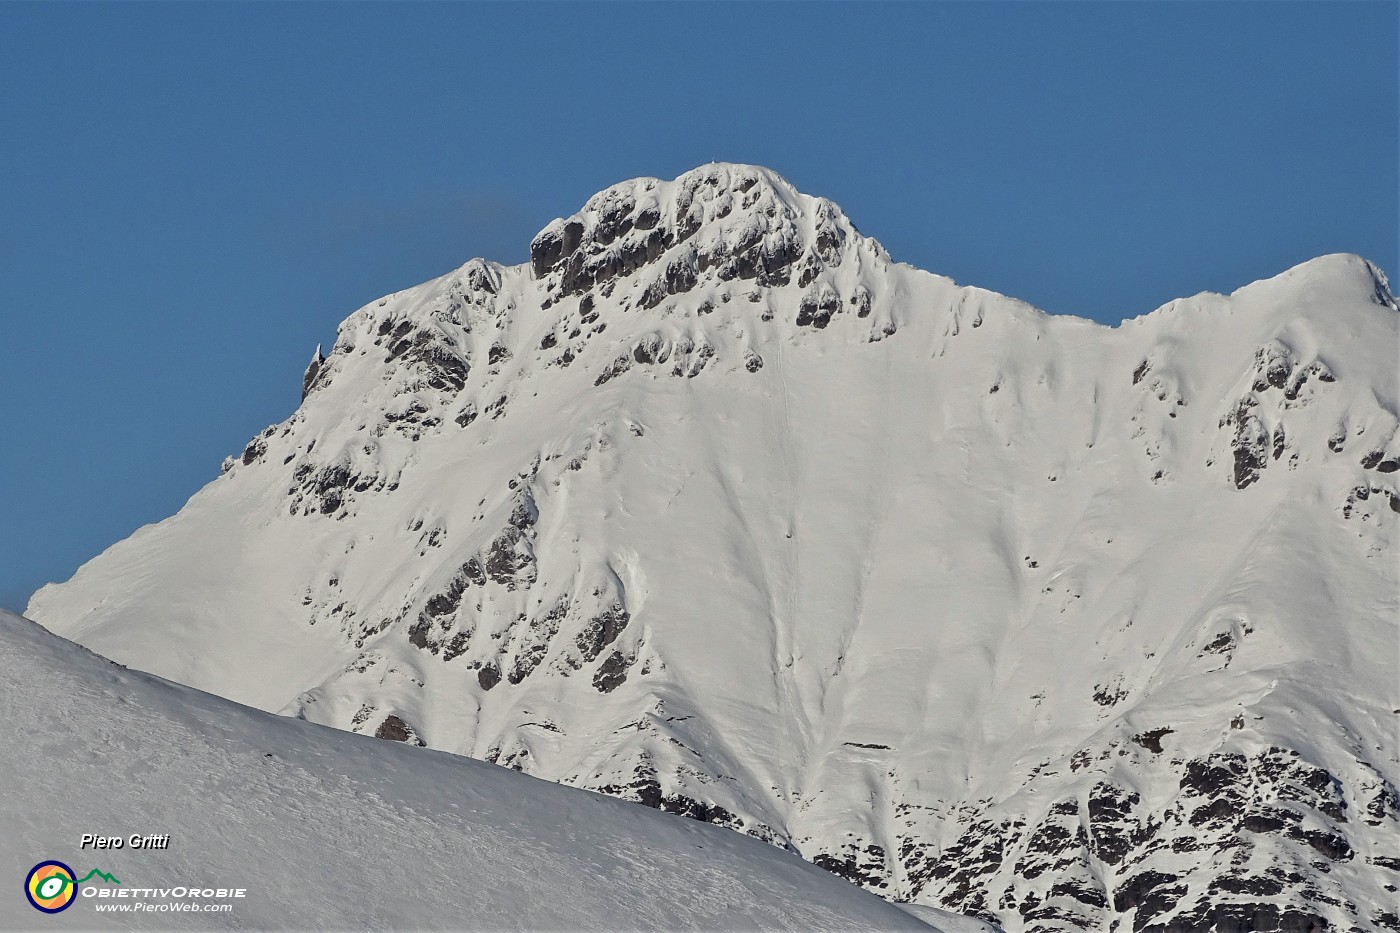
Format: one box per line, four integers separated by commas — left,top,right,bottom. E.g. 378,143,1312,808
29,164,1400,931
0,610,931,931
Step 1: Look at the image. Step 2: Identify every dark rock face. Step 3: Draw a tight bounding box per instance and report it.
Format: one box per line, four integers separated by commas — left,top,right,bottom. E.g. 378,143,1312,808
1088,784,1149,865
633,334,668,365
378,318,470,392
1093,680,1129,706
461,557,486,587
406,554,489,660
922,819,1008,922
906,741,1391,932
528,166,842,312
509,601,566,685
1133,728,1174,754
1225,398,1269,489
400,505,549,662
1342,482,1400,521
241,436,267,466
1252,342,1295,393
852,287,872,318
1216,342,1347,490
595,754,753,838
511,169,880,395
1361,451,1400,473
1141,902,1329,933
1113,871,1182,914
594,353,633,386
795,287,843,329
423,568,469,618
379,476,650,703
287,458,395,518
574,604,629,665
811,843,889,890
672,340,715,378
656,792,741,827
375,714,411,741
507,493,537,531
301,348,327,401
374,714,424,746
1005,800,1108,929
530,220,585,278
463,259,499,295
484,526,536,589
1283,360,1336,401
592,649,631,693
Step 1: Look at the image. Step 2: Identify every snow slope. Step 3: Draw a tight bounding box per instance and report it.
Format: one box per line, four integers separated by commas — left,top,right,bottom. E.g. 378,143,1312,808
0,609,931,931
29,164,1400,930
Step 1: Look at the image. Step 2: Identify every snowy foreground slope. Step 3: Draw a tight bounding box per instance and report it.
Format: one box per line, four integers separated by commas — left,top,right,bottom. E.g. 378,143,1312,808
0,609,933,931
30,164,1400,930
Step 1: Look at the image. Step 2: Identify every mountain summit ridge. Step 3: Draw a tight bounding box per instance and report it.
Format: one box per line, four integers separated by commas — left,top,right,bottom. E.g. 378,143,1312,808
528,163,879,299
29,165,1400,931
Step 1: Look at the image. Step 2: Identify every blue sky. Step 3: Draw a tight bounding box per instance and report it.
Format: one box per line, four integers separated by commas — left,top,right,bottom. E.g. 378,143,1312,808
1,2,1395,612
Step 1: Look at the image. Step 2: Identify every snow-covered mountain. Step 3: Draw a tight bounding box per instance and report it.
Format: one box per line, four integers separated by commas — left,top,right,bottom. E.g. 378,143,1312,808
29,164,1400,931
0,609,934,931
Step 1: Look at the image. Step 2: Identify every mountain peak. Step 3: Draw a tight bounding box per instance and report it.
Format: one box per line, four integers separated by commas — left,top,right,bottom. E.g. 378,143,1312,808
1247,252,1398,310
529,163,880,303
28,162,1400,931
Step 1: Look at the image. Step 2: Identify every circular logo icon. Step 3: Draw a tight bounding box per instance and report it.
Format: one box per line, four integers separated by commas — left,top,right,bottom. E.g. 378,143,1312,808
25,861,77,913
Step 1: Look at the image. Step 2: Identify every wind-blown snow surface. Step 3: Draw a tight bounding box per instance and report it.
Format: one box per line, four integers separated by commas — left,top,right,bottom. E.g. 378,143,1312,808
30,164,1400,930
0,609,931,931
